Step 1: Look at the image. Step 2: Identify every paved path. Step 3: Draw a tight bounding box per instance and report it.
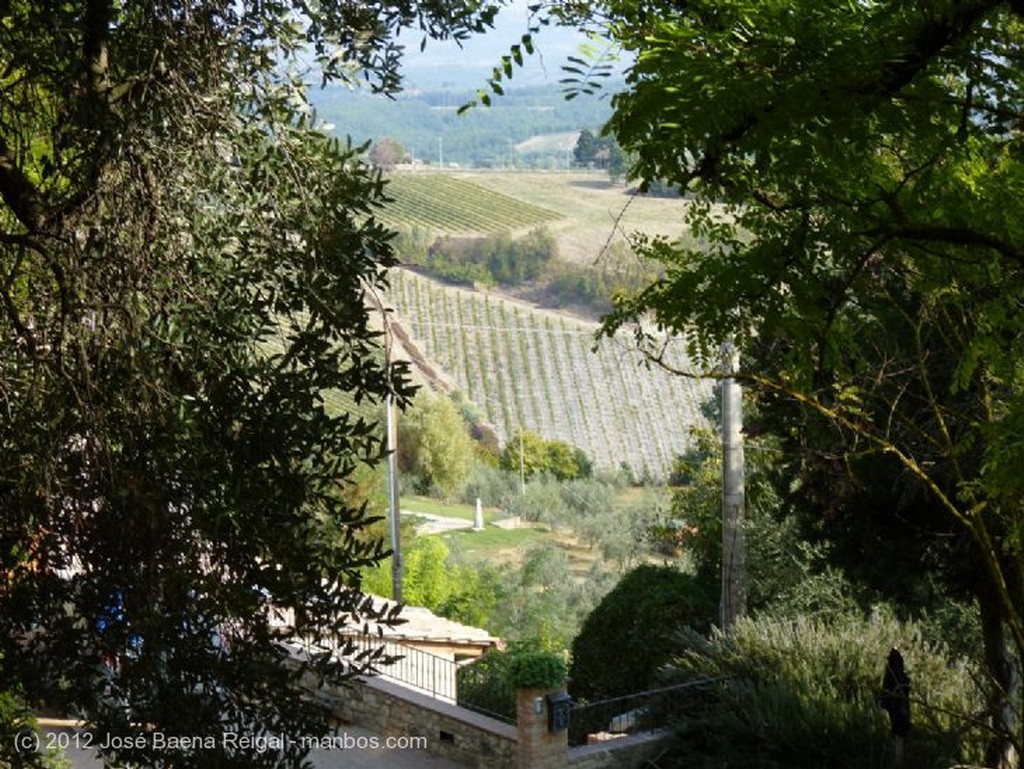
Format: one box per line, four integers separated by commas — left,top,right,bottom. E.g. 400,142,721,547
400,509,476,535
491,516,532,529
401,509,536,535
41,719,465,769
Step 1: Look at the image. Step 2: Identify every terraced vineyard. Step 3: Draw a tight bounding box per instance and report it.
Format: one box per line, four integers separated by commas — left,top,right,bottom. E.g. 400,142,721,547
379,174,562,233
386,268,712,481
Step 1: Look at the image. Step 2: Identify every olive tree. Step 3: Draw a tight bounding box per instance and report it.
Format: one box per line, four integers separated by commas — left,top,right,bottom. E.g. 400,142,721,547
0,1,501,766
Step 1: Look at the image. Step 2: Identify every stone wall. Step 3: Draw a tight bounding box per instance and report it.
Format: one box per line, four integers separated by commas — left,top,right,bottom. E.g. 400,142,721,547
292,640,673,769
312,674,518,769
568,731,674,769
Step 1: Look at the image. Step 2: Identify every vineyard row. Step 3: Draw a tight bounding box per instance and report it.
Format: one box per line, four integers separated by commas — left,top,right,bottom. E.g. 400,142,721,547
384,268,712,481
378,174,562,234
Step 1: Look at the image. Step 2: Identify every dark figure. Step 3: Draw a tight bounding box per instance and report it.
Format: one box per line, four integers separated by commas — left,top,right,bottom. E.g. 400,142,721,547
879,647,911,738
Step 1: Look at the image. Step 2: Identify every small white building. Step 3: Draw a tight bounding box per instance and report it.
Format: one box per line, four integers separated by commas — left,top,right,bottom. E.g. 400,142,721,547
339,597,503,703
278,595,502,704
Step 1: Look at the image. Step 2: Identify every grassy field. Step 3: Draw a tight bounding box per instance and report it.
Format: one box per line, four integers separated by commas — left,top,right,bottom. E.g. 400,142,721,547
442,525,545,556
441,525,603,578
401,495,505,525
450,170,695,265
411,492,652,578
402,495,593,571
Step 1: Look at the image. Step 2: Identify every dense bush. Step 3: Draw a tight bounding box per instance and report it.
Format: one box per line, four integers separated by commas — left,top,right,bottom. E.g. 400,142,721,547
661,613,986,769
508,650,568,689
539,242,662,316
569,564,716,703
449,390,502,465
360,535,504,624
505,475,570,525
560,478,615,519
457,462,518,509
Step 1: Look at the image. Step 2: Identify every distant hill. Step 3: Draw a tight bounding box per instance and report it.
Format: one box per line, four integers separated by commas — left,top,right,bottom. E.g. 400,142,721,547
373,170,708,480
311,84,615,168
432,170,695,266
515,131,581,156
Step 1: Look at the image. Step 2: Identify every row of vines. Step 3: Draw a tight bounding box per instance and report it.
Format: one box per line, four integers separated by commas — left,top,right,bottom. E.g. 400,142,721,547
378,174,562,233
385,268,712,481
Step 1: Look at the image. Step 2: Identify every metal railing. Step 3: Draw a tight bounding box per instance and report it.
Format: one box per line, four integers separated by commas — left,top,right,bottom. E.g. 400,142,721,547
331,632,461,703
455,660,518,725
568,677,729,747
290,628,517,725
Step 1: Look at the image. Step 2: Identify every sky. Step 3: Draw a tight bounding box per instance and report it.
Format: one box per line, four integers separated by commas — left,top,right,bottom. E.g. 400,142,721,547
394,2,604,90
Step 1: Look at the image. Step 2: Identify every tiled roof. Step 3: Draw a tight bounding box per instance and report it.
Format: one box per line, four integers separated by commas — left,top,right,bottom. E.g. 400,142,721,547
357,595,501,649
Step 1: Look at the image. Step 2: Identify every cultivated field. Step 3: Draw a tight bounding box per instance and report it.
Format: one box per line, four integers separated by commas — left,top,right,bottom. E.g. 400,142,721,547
378,173,562,233
380,170,695,266
450,170,695,265
385,268,712,481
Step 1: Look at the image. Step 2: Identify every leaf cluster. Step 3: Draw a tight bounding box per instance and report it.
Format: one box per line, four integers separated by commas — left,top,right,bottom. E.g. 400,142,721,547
0,1,503,766
500,428,592,483
576,0,1024,702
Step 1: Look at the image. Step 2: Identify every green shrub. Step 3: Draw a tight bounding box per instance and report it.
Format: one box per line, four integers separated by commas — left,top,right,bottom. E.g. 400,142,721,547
569,564,716,703
458,642,567,722
660,613,986,769
508,650,568,689
457,463,517,509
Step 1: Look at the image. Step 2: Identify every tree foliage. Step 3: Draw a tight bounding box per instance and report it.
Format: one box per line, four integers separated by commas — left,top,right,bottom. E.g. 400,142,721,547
370,136,408,170
398,390,476,498
409,227,557,288
510,0,1024,761
0,1,501,766
573,127,626,177
501,429,592,482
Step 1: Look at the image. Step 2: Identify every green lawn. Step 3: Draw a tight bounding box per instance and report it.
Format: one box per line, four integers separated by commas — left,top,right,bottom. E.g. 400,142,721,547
439,525,606,578
440,525,546,558
400,495,506,524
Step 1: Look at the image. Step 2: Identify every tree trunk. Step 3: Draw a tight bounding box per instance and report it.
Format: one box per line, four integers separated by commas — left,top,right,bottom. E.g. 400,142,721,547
981,593,1020,769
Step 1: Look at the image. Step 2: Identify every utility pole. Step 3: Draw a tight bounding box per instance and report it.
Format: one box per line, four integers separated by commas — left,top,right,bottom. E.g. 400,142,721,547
366,281,403,604
519,427,526,497
385,393,403,603
720,340,745,632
